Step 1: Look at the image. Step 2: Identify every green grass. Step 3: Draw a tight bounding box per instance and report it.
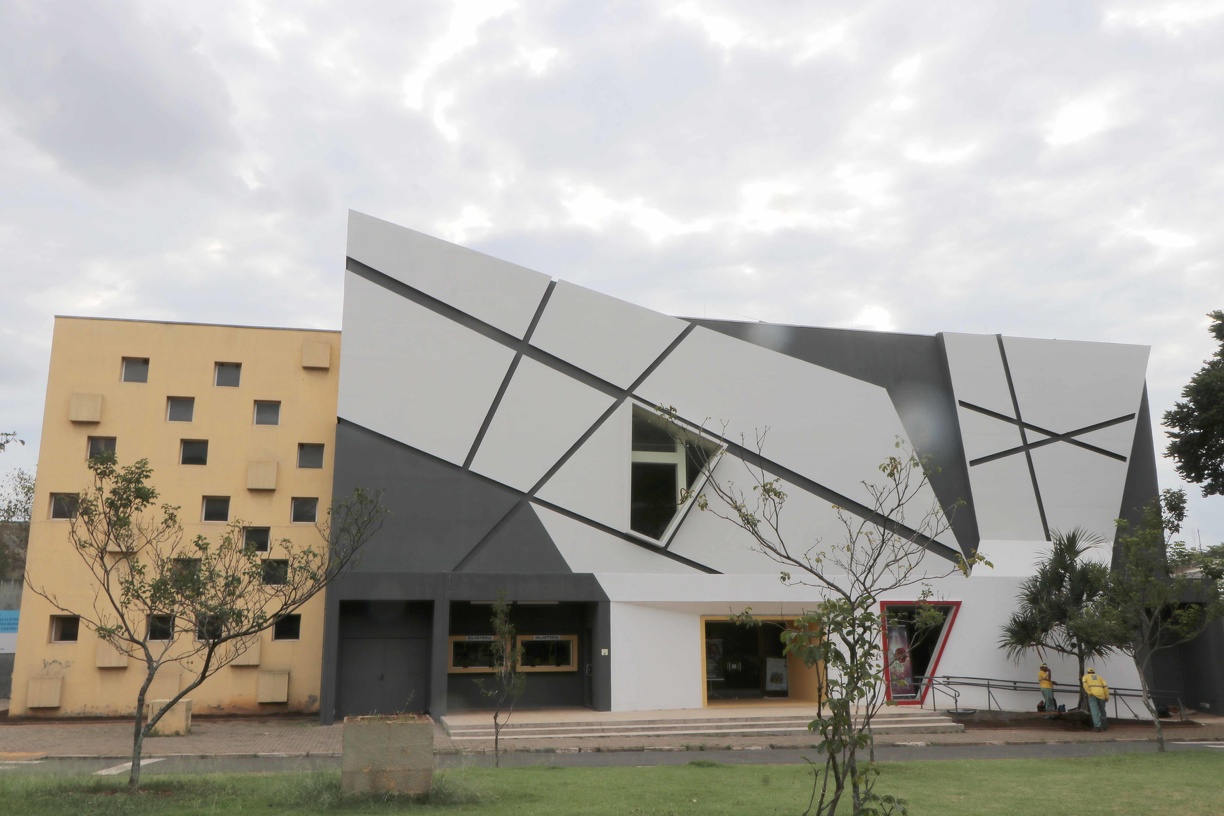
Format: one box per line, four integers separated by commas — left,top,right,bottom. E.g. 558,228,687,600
0,752,1220,815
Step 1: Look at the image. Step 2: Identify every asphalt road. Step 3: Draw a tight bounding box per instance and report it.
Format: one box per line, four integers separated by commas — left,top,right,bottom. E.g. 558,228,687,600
2,740,1221,777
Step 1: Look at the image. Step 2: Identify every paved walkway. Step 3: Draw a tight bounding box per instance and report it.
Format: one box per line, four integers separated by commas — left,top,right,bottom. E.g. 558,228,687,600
2,700,1223,761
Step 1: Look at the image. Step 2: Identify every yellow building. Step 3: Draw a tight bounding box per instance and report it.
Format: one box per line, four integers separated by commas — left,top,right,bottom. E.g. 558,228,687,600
10,317,339,717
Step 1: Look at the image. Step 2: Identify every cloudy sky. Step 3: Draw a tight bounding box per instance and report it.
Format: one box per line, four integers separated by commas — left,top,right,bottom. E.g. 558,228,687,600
2,0,1222,545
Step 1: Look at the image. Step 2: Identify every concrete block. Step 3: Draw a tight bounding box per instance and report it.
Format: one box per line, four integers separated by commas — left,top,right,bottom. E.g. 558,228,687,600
146,699,192,735
341,716,435,796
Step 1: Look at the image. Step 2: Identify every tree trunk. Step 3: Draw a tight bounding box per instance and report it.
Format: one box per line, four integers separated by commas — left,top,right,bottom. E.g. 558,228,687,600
128,680,150,789
1134,654,1165,752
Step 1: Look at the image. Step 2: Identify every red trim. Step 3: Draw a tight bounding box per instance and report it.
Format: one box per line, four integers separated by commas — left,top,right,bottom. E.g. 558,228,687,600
879,600,961,705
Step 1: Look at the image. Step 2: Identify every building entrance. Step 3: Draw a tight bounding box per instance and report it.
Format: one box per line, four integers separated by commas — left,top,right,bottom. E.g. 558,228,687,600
702,618,823,704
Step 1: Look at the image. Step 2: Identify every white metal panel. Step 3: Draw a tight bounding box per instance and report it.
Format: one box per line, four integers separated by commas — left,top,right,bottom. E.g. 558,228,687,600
535,402,630,530
532,505,700,575
1030,443,1129,547
470,358,616,492
942,332,1015,415
347,211,552,338
1073,423,1139,458
609,604,704,711
966,455,1046,541
338,273,514,464
1001,336,1149,433
529,281,688,389
636,327,922,514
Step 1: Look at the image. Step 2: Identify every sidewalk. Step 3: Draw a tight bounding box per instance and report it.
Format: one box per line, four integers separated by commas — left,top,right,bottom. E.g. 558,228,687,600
3,701,1223,761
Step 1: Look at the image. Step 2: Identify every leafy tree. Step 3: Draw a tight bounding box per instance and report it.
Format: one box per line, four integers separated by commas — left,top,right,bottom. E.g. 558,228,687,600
24,453,386,789
1165,310,1224,496
998,527,1114,711
0,467,36,522
0,431,21,453
682,423,983,816
1080,489,1223,751
479,595,526,768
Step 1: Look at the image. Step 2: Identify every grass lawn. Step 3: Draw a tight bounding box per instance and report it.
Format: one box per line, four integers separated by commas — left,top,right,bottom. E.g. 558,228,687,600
0,752,1220,815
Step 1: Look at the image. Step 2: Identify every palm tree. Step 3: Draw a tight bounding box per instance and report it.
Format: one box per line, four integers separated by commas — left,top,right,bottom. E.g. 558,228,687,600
999,527,1114,712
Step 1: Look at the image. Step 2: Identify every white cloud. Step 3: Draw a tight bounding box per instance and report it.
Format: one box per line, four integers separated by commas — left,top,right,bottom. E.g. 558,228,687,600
1045,94,1115,145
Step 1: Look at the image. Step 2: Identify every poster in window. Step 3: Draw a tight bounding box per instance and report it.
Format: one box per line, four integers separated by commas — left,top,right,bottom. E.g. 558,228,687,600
765,656,789,691
887,623,916,699
705,639,723,681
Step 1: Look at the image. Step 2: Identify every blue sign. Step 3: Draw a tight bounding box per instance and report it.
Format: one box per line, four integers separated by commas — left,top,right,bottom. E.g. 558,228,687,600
0,610,19,634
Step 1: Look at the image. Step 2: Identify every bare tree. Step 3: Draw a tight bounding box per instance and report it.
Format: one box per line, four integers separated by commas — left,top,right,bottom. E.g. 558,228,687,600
671,413,983,816
479,595,526,768
25,453,386,789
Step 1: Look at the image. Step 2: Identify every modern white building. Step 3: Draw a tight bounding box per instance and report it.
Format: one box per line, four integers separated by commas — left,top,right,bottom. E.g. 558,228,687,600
319,212,1162,721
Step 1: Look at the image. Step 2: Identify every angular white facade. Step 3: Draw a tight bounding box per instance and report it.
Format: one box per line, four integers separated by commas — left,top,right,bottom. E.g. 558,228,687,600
322,212,1158,719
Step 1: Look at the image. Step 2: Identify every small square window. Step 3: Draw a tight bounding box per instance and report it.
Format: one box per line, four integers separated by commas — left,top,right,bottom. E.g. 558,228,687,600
122,357,149,383
202,496,230,522
147,615,174,641
297,443,324,469
196,614,223,642
244,527,270,553
181,440,208,466
87,436,116,460
215,362,242,387
262,559,289,585
254,401,281,426
51,615,80,642
167,397,195,422
273,615,301,641
50,493,79,520
291,497,318,523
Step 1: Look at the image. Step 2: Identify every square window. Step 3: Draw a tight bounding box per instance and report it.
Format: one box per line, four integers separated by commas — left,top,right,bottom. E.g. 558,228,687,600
50,493,79,520
273,615,301,641
291,497,318,523
87,436,116,460
147,615,174,641
122,357,149,383
254,401,281,426
297,443,324,469
51,615,80,642
262,559,289,585
167,397,195,422
202,496,230,522
180,439,208,466
214,362,242,387
196,614,223,642
244,527,270,553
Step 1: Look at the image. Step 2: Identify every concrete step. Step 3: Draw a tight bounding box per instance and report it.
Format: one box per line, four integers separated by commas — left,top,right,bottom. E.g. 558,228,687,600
442,712,963,740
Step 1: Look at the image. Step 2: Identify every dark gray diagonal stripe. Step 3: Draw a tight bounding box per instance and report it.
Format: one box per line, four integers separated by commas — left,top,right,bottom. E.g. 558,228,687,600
464,280,558,469
958,401,1135,465
996,335,1049,540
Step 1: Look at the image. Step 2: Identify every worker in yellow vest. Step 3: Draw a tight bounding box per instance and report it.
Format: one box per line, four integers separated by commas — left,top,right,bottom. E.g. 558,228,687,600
1082,667,1109,732
1038,663,1056,712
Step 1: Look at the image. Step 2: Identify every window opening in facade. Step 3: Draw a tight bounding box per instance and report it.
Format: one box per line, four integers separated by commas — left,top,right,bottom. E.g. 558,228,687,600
121,357,149,383
147,615,174,641
180,439,208,465
262,559,289,585
629,407,721,541
167,396,195,422
51,615,80,642
244,527,270,553
273,614,301,640
50,493,79,519
291,497,318,523
202,496,230,522
214,362,242,387
254,401,281,425
87,436,116,461
297,443,324,468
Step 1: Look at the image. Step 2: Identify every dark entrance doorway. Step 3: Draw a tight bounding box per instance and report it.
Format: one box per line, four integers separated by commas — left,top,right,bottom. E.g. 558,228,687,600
703,618,824,704
337,601,432,717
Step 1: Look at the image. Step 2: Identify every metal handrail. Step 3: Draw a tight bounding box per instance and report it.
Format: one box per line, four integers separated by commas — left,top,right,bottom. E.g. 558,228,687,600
917,675,1186,721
